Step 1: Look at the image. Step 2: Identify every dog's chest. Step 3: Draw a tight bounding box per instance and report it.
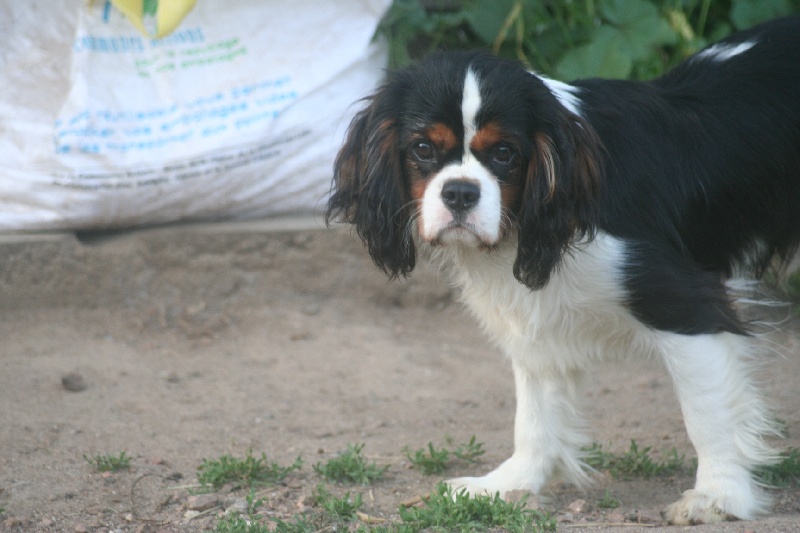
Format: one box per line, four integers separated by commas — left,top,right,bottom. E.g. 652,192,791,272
444,234,641,366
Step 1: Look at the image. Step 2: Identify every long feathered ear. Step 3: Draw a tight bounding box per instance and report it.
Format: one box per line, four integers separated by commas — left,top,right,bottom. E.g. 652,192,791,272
324,85,415,278
513,109,602,290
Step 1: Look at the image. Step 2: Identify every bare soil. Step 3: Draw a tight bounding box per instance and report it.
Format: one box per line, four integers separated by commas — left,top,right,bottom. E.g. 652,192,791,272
1,221,799,532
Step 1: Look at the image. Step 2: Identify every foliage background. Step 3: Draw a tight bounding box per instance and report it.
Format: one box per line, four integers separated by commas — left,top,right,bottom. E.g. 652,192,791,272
377,0,800,80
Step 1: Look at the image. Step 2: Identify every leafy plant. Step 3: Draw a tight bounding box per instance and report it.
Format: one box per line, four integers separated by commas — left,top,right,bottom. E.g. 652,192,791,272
583,440,685,479
214,490,269,533
398,482,556,533
406,435,485,475
756,448,800,487
214,516,271,533
313,443,387,484
84,451,131,472
197,450,302,490
269,515,319,533
377,0,800,80
312,484,363,521
596,489,620,509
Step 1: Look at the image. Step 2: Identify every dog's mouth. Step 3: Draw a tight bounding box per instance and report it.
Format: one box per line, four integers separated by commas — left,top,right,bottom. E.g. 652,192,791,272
431,221,492,248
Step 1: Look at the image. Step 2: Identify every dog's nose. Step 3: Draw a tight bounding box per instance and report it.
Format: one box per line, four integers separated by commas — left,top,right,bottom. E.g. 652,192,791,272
441,180,480,213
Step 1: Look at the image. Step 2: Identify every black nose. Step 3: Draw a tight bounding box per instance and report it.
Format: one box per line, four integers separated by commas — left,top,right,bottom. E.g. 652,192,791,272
441,180,481,213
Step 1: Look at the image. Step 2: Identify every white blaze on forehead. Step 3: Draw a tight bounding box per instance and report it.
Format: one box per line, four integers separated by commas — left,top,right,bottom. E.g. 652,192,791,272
461,68,482,153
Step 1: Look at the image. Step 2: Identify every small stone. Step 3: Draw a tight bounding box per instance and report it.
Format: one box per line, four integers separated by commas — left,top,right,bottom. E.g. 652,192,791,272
61,372,87,392
4,517,24,528
40,518,54,527
183,510,200,520
186,493,219,511
567,498,589,514
504,490,539,510
223,499,249,515
74,525,89,533
557,512,574,523
636,511,662,524
606,511,627,523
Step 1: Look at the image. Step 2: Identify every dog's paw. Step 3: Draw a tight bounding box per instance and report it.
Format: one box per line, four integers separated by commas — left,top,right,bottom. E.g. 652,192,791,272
661,490,733,525
446,476,508,498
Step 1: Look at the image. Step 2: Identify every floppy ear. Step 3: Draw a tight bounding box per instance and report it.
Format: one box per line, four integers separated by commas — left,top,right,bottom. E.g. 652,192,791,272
324,86,415,278
513,110,602,290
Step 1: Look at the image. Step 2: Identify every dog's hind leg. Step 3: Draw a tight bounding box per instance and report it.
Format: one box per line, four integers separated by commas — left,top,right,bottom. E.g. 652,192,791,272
659,332,778,524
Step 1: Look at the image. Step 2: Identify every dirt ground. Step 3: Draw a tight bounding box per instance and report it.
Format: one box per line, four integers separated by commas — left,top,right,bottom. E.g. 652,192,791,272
1,219,799,533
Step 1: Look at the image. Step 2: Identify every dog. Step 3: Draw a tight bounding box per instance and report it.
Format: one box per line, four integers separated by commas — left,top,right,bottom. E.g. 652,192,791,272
325,16,800,525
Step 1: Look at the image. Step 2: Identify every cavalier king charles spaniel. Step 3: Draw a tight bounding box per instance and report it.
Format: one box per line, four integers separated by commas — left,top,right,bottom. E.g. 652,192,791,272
325,16,800,525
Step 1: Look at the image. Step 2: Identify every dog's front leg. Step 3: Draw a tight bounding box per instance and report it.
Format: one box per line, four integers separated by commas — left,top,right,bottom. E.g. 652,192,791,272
448,357,589,498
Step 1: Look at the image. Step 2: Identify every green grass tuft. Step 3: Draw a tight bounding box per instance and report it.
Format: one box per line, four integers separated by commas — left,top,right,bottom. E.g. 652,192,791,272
596,489,620,509
197,450,302,490
214,490,269,533
214,516,271,533
398,482,556,533
405,435,485,475
312,484,363,521
756,448,800,488
313,443,387,484
583,440,685,479
83,451,131,472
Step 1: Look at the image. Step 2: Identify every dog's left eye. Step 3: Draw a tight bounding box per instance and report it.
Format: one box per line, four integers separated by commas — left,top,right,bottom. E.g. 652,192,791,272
412,142,436,162
492,145,515,165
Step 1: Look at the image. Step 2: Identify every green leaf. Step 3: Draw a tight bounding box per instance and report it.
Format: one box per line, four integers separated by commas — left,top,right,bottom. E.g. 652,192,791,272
730,0,795,30
556,26,632,80
599,0,678,61
464,0,519,45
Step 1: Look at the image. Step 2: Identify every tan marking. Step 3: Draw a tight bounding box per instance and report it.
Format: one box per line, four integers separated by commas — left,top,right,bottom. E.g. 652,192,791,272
426,123,458,152
500,182,522,214
470,122,504,153
409,178,430,237
534,133,558,200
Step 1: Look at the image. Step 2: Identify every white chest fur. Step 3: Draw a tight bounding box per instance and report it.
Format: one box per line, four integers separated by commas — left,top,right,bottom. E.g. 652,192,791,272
435,233,649,372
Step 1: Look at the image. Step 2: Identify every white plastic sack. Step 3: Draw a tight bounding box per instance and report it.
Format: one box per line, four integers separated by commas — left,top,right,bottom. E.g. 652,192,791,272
0,0,390,231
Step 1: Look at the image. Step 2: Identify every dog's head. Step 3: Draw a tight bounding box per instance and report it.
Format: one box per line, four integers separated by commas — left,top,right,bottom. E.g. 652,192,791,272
326,51,602,289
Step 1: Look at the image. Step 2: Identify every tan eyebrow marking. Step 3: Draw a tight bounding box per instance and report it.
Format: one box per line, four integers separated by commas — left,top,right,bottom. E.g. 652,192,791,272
470,122,504,153
426,123,458,152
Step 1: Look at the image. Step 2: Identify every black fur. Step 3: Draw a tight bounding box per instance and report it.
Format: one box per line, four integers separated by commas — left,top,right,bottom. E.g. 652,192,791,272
577,16,800,333
324,75,415,278
327,16,800,335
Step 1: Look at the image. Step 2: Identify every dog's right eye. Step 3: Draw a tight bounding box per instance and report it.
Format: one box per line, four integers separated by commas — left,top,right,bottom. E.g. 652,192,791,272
412,142,436,162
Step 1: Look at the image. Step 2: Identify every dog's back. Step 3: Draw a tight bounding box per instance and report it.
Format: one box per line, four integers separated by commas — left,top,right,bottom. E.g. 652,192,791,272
576,16,800,279
561,17,800,334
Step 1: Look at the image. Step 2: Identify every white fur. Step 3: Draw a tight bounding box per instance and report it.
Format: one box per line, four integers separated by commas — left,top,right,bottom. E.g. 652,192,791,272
419,160,502,245
695,41,756,62
539,76,583,116
659,332,777,524
461,68,481,149
414,65,778,524
442,234,637,494
419,68,502,246
430,234,777,524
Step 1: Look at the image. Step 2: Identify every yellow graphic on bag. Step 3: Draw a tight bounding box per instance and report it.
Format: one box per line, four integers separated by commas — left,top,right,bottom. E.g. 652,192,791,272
109,0,196,38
